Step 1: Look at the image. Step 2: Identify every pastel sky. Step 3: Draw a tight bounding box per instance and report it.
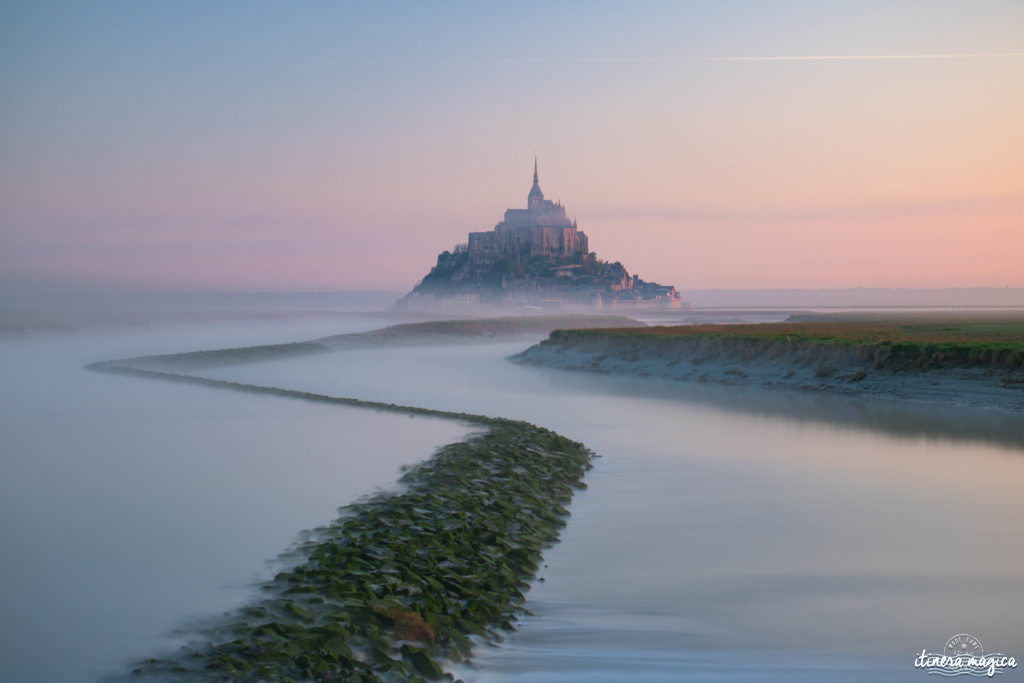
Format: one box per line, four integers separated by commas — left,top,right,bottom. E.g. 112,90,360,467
1,1,1022,292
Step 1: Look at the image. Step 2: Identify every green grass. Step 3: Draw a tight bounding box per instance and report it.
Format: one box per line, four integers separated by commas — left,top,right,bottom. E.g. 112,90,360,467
554,318,1024,344
550,317,1024,371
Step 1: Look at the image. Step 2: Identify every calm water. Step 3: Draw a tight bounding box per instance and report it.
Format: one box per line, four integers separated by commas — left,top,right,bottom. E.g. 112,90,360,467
207,340,1024,682
0,316,468,682
3,319,1022,681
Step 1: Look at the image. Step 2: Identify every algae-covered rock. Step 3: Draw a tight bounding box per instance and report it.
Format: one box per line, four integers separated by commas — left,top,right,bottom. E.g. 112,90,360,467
123,421,592,681
401,644,444,679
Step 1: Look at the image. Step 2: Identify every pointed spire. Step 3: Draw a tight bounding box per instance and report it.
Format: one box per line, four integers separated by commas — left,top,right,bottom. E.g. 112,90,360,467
528,154,544,209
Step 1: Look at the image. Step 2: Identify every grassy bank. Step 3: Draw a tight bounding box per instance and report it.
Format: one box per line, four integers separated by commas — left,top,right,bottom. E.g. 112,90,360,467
549,318,1024,371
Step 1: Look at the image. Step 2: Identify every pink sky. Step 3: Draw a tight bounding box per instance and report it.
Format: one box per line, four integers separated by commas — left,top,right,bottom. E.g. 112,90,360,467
1,2,1022,293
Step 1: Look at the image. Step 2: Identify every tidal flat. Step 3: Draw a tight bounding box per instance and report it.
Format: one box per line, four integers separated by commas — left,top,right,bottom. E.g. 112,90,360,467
88,323,597,681
205,330,1024,682
513,318,1024,414
4,313,1023,681
119,419,591,681
0,315,466,682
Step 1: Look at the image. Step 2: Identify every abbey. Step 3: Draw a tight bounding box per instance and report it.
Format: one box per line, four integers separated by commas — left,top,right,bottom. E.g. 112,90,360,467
398,159,683,310
467,158,589,268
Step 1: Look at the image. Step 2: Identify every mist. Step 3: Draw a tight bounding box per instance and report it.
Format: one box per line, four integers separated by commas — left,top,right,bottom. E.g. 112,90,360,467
0,313,466,682
2,305,1023,681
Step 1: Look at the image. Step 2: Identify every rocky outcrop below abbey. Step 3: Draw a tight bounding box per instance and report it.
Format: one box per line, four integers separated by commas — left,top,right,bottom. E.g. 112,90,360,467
397,159,684,310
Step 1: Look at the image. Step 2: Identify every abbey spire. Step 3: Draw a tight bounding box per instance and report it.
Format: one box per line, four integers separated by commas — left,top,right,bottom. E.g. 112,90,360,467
528,155,544,210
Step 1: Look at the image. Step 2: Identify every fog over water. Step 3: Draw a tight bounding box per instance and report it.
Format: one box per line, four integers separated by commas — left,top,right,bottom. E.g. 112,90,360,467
0,315,467,683
208,339,1024,682
2,314,1022,681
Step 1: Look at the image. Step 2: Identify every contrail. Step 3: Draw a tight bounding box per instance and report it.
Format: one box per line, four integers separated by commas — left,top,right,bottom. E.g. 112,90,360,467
414,52,1024,64
706,52,1024,62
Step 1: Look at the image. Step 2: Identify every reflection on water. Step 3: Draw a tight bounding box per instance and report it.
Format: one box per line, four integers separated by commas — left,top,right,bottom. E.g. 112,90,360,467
4,317,1022,682
536,366,1024,449
0,316,466,683
210,340,1024,681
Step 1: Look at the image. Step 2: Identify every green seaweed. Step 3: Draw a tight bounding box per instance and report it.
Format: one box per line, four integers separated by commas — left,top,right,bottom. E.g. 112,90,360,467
100,361,593,681
87,329,598,682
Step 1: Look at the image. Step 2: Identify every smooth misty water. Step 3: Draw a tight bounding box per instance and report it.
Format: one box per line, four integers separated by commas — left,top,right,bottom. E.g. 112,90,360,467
3,317,1023,682
0,316,468,683
208,340,1024,682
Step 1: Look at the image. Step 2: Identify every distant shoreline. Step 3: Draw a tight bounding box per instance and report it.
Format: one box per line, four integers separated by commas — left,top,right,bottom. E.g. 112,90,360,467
512,325,1024,414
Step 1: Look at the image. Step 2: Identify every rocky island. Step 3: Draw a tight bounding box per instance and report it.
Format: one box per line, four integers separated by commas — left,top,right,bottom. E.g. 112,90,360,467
397,159,684,311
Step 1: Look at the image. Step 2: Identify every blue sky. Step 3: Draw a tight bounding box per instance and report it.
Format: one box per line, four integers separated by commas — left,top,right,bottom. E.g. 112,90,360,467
2,1,1022,291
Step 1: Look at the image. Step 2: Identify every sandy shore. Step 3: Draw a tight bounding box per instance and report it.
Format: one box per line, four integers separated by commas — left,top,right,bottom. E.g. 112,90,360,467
512,333,1024,413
